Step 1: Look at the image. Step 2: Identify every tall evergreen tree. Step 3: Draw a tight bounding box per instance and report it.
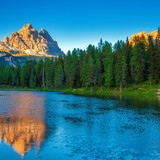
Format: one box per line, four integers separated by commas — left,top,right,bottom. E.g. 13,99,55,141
15,60,21,86
134,42,146,83
54,58,64,89
103,42,114,88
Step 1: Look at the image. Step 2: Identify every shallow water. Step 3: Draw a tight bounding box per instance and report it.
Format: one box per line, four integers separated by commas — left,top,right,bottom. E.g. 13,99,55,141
0,91,160,159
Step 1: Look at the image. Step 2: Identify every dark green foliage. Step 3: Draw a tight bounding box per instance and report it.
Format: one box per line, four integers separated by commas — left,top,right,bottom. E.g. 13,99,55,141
45,59,54,88
113,40,125,90
54,57,64,89
15,60,21,86
64,49,79,88
103,42,114,88
35,59,44,87
148,37,160,84
0,37,160,90
132,42,146,84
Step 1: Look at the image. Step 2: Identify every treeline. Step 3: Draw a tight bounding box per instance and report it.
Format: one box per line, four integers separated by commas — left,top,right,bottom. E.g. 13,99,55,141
0,37,160,91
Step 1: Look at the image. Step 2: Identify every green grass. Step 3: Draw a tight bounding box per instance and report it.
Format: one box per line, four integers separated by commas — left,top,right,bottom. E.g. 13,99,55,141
58,82,159,96
0,81,160,98
57,82,160,98
0,86,56,92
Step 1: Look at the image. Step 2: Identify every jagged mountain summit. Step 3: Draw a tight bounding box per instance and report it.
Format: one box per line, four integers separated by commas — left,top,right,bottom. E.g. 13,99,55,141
128,29,160,46
0,24,64,57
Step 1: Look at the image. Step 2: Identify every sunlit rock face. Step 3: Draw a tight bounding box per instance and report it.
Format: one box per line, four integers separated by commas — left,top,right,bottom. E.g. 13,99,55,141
0,92,46,157
0,116,45,157
128,30,160,46
0,24,64,57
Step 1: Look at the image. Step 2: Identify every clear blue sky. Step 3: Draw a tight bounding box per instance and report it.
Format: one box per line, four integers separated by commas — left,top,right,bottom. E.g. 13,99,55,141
0,0,160,53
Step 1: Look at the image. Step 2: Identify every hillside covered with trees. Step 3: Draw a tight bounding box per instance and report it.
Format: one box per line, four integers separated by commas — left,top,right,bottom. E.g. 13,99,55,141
0,35,160,92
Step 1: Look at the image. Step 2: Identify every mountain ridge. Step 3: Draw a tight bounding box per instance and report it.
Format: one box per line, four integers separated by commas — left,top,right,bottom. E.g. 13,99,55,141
128,29,160,46
0,24,64,57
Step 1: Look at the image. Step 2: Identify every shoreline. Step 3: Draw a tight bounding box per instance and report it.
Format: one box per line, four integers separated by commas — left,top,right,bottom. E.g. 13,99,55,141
0,83,159,98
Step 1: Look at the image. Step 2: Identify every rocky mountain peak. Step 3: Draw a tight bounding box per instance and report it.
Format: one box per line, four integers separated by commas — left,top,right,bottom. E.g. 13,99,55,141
4,36,9,43
39,28,54,43
0,24,64,57
39,28,48,34
22,24,33,30
128,30,160,46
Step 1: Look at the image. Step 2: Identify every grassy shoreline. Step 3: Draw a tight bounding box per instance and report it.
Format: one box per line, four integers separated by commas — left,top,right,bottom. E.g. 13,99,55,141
0,82,160,97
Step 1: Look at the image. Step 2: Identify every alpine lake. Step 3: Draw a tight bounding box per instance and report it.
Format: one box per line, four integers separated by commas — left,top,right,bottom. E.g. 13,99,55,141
0,91,160,160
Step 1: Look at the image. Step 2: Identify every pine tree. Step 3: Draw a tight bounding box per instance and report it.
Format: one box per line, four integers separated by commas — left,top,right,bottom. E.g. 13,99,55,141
134,42,146,84
70,49,79,88
35,59,44,87
103,42,114,88
15,60,21,86
114,41,124,91
64,51,72,87
54,58,64,89
87,55,95,91
45,59,54,88
94,50,102,86
80,53,88,87
29,69,35,88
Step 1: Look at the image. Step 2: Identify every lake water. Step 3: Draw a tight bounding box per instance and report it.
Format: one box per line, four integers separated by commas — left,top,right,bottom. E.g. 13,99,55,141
0,91,160,160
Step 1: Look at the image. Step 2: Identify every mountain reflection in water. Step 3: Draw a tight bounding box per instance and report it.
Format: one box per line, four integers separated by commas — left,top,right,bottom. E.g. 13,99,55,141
1,91,160,160
0,92,46,157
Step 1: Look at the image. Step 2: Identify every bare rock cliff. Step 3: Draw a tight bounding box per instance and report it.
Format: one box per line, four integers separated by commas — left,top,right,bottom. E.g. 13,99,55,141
0,24,64,57
128,30,160,46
